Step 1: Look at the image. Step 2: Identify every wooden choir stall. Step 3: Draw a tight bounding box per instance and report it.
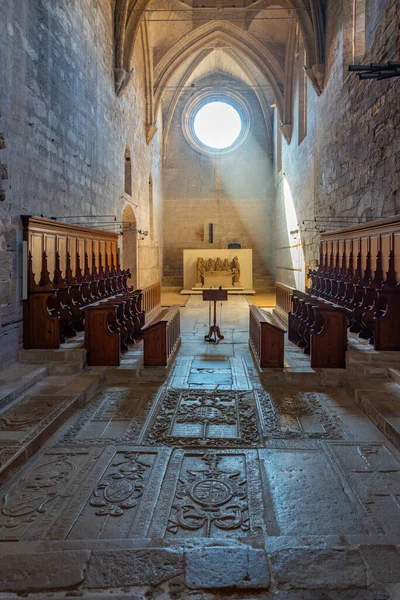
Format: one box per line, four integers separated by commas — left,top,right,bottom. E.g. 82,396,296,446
274,215,400,369
22,216,175,367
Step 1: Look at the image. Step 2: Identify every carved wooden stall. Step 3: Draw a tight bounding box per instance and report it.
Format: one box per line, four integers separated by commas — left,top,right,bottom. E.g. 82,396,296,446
288,291,347,368
309,215,400,351
22,216,167,366
142,305,181,366
249,305,286,368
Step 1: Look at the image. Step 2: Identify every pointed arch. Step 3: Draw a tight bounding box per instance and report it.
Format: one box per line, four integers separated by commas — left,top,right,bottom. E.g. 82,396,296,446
114,0,325,96
223,48,274,154
153,22,285,119
161,46,274,162
162,48,214,164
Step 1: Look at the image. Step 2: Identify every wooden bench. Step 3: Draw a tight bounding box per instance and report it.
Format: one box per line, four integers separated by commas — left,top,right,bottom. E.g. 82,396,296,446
84,303,121,366
249,305,286,368
141,281,161,322
288,291,347,368
142,305,181,367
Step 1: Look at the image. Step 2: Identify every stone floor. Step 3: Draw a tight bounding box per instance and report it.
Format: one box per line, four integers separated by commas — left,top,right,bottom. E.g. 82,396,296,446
0,295,400,599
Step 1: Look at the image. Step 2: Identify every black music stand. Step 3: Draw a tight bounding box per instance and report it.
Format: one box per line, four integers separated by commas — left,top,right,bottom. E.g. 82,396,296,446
203,288,228,342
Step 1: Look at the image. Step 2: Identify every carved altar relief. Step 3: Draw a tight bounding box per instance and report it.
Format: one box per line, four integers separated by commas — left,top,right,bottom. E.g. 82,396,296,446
232,255,240,283
183,249,252,290
195,255,242,288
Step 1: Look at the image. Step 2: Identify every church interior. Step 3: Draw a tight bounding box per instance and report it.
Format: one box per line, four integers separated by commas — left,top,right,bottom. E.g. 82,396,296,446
0,0,400,597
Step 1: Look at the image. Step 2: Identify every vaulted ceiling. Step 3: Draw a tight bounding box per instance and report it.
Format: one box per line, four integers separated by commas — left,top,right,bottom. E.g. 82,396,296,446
114,0,325,148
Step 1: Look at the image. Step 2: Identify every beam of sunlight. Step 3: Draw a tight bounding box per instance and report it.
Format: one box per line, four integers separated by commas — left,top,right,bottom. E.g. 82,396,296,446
283,177,305,290
194,102,242,149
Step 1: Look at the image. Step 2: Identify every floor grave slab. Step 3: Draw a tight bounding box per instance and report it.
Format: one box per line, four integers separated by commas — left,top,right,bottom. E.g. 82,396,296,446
0,393,91,482
255,389,346,439
191,358,231,369
54,385,160,447
143,388,261,448
326,442,400,535
170,356,250,390
187,371,233,386
0,446,170,541
0,396,63,442
259,446,368,536
150,449,265,540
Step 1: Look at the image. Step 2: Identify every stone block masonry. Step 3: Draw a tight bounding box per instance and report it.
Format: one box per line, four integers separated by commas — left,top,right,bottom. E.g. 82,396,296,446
275,0,400,288
0,0,164,365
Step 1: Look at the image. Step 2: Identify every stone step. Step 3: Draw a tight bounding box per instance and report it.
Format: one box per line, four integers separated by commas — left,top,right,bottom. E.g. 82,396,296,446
0,363,48,411
344,377,400,448
105,363,174,384
18,347,87,363
254,367,345,387
345,361,390,378
105,340,178,383
47,361,86,376
0,368,104,483
0,539,397,594
388,367,400,384
347,348,400,364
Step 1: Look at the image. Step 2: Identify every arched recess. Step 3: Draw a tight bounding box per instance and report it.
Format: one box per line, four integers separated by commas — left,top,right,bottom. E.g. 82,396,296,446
153,22,285,118
122,204,138,289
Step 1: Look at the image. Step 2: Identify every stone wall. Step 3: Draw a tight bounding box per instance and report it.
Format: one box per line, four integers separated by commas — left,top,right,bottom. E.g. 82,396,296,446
0,0,163,366
275,0,400,289
162,82,275,290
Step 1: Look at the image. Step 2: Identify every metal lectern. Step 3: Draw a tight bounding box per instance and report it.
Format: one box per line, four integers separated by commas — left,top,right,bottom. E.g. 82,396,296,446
202,288,228,342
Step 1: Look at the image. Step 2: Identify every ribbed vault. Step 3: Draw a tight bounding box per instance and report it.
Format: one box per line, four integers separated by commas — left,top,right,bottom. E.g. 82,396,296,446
113,0,326,147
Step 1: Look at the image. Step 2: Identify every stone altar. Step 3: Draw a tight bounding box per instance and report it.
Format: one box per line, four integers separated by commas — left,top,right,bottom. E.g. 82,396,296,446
183,249,253,291
194,255,243,288
203,271,234,288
